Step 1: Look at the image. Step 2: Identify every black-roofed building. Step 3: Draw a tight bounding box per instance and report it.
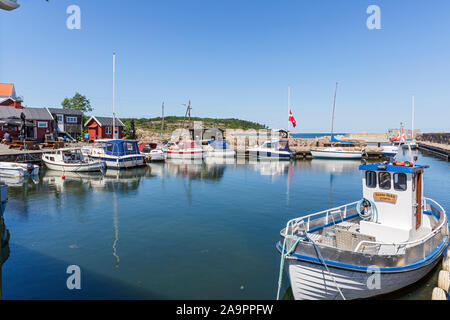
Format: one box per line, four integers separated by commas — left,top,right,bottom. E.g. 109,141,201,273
46,108,83,140
84,116,124,141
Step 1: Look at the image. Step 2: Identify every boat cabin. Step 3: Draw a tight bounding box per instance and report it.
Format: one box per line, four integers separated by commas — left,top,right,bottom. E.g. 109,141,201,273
95,139,141,156
359,162,425,243
261,140,292,152
138,142,158,153
43,148,85,163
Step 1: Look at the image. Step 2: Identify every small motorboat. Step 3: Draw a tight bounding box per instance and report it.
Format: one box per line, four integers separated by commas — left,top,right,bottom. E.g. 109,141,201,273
248,140,295,160
205,140,236,158
165,140,205,160
138,142,166,162
82,139,146,169
42,148,105,172
402,140,418,150
277,160,449,300
310,146,363,159
0,0,19,11
0,162,39,177
381,145,399,157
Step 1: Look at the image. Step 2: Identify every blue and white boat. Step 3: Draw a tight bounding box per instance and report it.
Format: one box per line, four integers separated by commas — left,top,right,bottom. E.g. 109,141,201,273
248,140,295,160
83,139,145,169
277,160,449,300
205,140,236,158
381,145,399,158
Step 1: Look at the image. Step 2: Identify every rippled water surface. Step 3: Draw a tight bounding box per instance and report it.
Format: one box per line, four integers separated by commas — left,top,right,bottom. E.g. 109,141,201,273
1,149,449,299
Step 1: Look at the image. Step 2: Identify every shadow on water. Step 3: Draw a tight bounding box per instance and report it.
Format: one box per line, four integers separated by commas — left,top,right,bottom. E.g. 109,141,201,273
2,243,167,300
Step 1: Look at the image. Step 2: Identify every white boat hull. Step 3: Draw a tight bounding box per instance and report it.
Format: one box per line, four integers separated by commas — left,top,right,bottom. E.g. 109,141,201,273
166,150,205,160
206,150,236,158
287,256,440,300
0,163,39,177
89,155,145,169
310,149,362,159
43,159,105,172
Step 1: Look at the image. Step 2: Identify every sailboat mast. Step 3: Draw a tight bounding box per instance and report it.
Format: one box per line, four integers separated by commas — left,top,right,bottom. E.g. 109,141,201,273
411,96,415,140
331,82,338,141
161,102,165,137
112,53,116,139
287,86,291,135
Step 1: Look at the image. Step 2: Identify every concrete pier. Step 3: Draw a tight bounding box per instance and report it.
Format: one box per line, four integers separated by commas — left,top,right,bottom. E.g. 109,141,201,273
418,142,450,161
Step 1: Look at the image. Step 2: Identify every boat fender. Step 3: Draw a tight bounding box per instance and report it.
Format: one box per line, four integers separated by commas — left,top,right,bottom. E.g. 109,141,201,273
431,287,448,300
443,256,450,272
438,270,450,292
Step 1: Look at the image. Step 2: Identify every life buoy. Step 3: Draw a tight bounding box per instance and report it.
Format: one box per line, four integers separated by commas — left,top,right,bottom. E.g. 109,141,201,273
393,161,405,166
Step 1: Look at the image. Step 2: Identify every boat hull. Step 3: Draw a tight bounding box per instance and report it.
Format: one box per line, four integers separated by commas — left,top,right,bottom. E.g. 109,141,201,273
0,163,39,177
166,150,205,160
43,159,105,172
206,150,236,158
310,149,362,159
286,255,440,300
248,150,292,160
89,155,145,169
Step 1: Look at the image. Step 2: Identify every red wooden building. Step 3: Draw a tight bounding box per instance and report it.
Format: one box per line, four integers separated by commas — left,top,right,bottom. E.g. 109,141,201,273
85,116,124,141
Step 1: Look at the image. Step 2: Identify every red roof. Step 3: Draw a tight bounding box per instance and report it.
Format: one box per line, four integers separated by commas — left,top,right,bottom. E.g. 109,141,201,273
0,83,14,97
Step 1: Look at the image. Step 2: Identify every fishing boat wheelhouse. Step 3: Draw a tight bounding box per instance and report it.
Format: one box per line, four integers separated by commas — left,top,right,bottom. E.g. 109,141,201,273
277,160,449,300
84,139,145,169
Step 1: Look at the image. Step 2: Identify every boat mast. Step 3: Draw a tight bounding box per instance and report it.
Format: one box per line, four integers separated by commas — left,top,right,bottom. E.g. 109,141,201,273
112,53,116,139
411,96,415,140
330,82,338,145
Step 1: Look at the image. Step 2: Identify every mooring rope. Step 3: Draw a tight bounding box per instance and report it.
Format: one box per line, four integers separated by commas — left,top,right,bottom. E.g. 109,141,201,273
276,231,346,300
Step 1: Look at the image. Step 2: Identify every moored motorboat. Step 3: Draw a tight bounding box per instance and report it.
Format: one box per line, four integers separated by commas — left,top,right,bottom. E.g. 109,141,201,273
310,147,363,159
205,140,236,158
138,142,166,162
165,140,204,160
82,139,146,169
248,140,295,160
277,160,449,300
0,162,39,177
42,148,105,172
381,145,399,157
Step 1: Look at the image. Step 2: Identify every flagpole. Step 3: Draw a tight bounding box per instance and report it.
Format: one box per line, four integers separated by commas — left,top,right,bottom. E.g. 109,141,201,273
112,53,116,139
287,86,291,136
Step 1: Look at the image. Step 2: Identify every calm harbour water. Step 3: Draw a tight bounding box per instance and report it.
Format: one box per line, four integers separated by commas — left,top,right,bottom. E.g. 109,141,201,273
1,149,449,300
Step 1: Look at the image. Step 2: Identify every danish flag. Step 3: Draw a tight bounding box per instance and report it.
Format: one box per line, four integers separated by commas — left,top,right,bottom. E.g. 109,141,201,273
288,109,297,128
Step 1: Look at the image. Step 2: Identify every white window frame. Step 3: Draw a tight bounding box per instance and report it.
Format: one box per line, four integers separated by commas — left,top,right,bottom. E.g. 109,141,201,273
57,114,64,122
105,126,112,135
37,121,48,128
66,116,78,124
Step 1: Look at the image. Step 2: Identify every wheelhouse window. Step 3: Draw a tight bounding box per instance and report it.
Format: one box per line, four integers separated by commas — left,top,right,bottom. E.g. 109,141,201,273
106,143,113,153
379,172,391,190
365,171,377,188
394,173,407,191
125,142,135,152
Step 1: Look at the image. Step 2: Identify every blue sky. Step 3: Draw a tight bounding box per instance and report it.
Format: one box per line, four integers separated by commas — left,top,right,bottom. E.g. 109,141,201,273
1,0,449,132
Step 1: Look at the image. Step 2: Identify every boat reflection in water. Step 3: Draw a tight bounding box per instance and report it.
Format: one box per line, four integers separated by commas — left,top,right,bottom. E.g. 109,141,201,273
1,183,10,300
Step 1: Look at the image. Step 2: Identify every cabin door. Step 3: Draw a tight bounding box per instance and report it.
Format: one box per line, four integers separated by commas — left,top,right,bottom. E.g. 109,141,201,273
415,172,422,229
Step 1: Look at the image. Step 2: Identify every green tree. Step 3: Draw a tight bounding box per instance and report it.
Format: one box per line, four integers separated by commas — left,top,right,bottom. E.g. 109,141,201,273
61,92,93,113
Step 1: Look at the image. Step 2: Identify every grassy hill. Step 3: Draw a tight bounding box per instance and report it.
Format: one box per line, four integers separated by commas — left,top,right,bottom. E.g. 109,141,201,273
120,116,268,137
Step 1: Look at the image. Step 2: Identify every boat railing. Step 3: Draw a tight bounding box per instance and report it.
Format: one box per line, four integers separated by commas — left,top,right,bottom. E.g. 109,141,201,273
284,201,360,236
353,197,448,256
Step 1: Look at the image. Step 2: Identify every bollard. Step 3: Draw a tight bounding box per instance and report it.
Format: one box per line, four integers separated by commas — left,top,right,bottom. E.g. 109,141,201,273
438,270,450,292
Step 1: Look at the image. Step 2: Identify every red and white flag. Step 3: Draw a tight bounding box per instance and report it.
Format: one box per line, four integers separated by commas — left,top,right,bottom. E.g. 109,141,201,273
288,109,296,128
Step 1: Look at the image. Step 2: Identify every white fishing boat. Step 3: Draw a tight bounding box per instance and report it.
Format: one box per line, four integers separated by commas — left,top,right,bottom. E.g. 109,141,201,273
0,0,19,11
248,140,295,160
310,83,363,160
277,160,449,300
42,148,105,172
82,139,146,169
165,140,204,160
0,162,39,177
205,140,236,158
